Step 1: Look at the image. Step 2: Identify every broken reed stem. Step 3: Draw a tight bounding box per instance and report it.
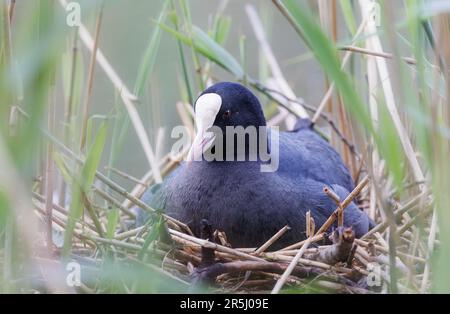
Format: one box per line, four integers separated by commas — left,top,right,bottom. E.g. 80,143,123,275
255,225,291,254
339,45,417,65
323,186,344,227
79,2,104,152
271,236,313,294
315,175,370,236
323,186,342,226
323,186,341,204
306,210,315,237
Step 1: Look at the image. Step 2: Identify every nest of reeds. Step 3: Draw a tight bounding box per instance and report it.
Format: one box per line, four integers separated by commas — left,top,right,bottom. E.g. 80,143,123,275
30,150,433,294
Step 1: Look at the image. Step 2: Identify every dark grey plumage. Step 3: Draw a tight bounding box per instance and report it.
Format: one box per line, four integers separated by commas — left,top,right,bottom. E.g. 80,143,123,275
136,82,372,249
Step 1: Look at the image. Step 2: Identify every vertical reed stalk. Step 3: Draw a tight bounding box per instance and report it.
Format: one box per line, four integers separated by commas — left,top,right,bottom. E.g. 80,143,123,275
45,84,56,250
79,2,104,152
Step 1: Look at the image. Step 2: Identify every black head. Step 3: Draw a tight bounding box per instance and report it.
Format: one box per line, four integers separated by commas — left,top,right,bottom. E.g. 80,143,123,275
197,82,266,130
187,82,268,162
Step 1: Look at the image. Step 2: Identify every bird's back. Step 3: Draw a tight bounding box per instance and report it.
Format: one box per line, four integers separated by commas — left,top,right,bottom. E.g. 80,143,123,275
278,121,354,191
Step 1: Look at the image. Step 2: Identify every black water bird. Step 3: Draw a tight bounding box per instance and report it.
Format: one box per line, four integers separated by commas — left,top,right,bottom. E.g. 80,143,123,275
136,82,372,249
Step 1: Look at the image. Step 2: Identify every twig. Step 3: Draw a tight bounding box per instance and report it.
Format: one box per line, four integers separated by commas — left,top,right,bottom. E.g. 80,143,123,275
323,186,341,205
255,225,291,255
315,175,370,235
339,45,417,65
323,186,344,227
271,236,313,294
306,210,315,237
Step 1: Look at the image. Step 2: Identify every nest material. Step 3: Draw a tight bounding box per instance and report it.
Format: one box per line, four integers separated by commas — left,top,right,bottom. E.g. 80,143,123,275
31,169,432,294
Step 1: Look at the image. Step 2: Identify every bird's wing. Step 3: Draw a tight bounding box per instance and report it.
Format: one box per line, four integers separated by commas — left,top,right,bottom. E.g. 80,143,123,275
276,122,355,191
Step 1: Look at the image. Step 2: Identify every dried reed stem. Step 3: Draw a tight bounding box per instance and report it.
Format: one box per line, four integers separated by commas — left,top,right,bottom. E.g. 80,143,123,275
315,175,369,235
255,225,291,254
340,45,417,65
271,236,312,294
79,2,103,152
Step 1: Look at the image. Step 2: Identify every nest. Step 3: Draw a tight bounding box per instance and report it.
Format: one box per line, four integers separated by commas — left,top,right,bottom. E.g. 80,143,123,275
31,154,433,294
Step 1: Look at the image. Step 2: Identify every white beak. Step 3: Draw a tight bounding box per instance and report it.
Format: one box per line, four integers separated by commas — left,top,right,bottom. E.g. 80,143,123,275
187,93,222,162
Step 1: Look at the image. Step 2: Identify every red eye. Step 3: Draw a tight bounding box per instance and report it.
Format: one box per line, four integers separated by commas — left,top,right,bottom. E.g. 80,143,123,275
222,110,231,119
